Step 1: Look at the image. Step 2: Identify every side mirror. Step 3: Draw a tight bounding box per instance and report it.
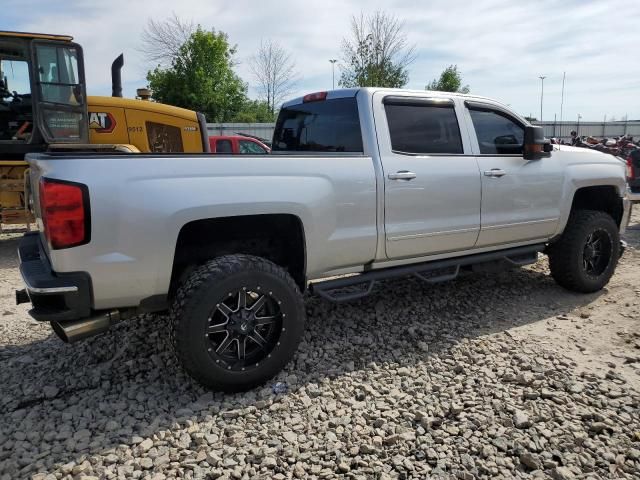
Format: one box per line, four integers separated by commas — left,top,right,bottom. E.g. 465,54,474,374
523,125,552,160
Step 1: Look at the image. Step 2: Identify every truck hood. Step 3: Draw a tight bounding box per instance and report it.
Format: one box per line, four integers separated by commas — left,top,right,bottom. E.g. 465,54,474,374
555,144,626,166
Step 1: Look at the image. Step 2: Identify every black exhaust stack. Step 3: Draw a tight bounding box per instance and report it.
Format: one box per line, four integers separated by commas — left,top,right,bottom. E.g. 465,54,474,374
111,54,124,98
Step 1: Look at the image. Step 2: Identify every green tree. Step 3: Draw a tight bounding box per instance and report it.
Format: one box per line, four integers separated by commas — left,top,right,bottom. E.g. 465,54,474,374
426,65,470,93
232,99,276,123
339,11,415,88
147,27,247,122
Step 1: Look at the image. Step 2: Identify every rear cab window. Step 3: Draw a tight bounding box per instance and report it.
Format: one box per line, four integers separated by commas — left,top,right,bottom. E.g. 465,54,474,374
272,97,363,152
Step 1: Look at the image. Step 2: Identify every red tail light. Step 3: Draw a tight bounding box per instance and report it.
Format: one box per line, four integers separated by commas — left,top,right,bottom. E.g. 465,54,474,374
627,155,635,180
303,91,327,103
39,178,90,249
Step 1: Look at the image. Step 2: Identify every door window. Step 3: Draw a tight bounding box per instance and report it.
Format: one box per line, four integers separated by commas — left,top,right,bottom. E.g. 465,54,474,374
216,139,232,153
239,139,267,154
384,101,463,154
469,109,524,154
35,45,81,106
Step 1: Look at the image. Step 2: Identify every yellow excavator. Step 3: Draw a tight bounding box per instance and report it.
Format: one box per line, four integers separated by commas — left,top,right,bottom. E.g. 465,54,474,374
0,31,210,228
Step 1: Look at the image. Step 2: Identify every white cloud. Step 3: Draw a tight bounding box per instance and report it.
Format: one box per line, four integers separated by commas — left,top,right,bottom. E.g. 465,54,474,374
6,0,640,120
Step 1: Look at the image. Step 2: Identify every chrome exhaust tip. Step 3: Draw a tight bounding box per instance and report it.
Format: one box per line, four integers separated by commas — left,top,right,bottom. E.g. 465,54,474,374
51,311,119,343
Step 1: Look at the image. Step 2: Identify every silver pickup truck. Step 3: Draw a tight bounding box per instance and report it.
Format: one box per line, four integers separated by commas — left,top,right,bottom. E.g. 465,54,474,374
16,88,632,391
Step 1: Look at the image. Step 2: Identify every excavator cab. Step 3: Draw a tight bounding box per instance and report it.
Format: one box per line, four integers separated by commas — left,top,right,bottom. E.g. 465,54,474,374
1,32,90,227
0,32,88,158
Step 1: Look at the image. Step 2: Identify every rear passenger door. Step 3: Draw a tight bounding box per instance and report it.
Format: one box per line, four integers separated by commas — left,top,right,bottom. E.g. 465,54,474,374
464,102,563,247
374,93,481,259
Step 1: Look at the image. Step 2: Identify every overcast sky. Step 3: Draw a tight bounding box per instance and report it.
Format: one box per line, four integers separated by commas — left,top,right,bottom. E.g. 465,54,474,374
5,0,639,121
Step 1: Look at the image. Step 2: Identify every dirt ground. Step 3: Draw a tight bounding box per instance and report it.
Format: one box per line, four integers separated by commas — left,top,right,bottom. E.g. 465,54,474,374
508,208,640,391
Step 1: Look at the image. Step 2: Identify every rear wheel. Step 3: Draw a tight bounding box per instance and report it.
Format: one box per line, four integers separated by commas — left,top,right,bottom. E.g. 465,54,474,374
547,209,620,293
170,254,305,391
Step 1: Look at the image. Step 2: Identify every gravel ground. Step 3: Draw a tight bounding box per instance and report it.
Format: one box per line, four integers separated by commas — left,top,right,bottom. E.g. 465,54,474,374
0,211,639,480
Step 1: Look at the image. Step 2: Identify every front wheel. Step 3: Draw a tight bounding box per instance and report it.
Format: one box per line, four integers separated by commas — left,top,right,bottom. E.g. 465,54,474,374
547,209,620,293
170,254,306,391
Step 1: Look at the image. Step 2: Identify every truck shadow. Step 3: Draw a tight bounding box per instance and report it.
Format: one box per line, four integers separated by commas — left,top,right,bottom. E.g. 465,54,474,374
0,236,21,271
0,262,608,476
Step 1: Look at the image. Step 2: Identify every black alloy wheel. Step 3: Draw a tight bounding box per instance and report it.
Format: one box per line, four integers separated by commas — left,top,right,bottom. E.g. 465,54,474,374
206,288,284,371
582,229,612,276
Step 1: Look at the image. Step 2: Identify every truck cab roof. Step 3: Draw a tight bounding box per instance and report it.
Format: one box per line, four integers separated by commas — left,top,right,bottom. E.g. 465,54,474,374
0,30,73,42
281,87,527,126
284,87,507,107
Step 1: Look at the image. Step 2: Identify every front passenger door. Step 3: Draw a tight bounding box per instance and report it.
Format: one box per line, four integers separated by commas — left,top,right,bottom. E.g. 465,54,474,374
466,103,564,247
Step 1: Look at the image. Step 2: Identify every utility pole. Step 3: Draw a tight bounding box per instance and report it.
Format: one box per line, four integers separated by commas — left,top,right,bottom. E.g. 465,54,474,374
559,72,565,138
577,114,582,136
329,59,337,90
538,75,546,122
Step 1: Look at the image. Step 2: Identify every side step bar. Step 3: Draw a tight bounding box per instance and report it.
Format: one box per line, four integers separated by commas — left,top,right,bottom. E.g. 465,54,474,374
310,244,544,302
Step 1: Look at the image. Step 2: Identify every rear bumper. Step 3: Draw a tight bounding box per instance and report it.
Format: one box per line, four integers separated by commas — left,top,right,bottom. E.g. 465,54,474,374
628,185,640,203
17,232,92,322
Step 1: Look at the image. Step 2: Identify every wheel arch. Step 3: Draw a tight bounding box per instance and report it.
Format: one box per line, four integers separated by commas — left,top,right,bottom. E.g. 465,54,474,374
169,213,307,295
554,182,626,240
569,185,624,226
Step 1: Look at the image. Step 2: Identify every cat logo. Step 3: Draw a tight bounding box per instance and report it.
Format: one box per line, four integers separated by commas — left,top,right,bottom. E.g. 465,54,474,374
89,112,116,134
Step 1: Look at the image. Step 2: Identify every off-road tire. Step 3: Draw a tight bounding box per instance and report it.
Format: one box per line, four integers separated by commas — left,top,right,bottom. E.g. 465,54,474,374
169,254,305,391
547,209,620,293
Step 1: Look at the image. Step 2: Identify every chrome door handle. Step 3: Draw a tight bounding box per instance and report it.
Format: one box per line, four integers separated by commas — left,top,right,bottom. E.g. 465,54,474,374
484,168,507,178
388,170,417,181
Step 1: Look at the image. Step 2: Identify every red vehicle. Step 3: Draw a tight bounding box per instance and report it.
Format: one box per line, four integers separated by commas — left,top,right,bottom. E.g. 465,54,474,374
208,135,270,154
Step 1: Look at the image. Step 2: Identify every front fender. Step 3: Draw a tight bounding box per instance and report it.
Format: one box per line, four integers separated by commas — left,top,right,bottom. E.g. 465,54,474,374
553,162,627,238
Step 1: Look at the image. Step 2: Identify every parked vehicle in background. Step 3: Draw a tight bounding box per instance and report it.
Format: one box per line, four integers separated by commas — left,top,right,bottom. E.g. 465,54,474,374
209,135,270,154
233,133,272,149
17,88,631,391
574,134,638,160
627,148,640,201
